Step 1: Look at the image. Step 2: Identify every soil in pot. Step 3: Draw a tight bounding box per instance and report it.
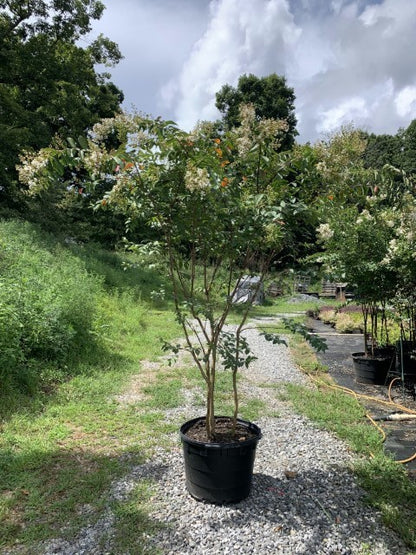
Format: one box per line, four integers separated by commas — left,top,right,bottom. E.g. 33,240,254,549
184,416,258,444
180,416,262,504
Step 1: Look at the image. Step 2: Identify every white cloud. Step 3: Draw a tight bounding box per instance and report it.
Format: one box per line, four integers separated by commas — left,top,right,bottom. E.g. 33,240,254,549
90,0,210,117
162,0,301,130
317,97,368,133
292,0,416,141
395,86,416,118
92,0,416,142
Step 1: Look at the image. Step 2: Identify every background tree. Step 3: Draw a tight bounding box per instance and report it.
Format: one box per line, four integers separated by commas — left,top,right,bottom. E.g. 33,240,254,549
397,119,416,176
362,131,401,170
215,73,297,151
362,120,416,178
0,0,124,211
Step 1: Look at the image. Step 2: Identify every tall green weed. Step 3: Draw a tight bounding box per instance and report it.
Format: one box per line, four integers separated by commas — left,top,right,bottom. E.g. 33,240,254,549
0,220,103,392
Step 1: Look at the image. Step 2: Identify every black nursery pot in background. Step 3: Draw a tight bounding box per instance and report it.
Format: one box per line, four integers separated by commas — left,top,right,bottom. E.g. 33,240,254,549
352,351,396,385
180,416,262,504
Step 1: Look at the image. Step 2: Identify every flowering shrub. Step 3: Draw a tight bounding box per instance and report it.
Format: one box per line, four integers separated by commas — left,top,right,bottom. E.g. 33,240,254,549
19,107,323,440
314,129,416,355
319,309,337,325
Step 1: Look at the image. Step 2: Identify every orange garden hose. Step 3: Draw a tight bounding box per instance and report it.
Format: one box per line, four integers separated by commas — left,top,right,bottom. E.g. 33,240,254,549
302,368,416,465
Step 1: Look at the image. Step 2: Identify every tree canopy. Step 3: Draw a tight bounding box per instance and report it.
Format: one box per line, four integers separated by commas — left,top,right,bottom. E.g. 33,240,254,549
362,119,416,176
0,0,124,208
215,73,297,151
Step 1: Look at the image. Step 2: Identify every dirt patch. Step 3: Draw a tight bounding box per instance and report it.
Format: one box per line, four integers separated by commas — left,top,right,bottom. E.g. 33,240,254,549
114,361,161,405
114,347,192,406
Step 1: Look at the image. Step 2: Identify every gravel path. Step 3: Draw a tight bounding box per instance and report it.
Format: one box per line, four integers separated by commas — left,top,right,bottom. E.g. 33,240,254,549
38,326,408,554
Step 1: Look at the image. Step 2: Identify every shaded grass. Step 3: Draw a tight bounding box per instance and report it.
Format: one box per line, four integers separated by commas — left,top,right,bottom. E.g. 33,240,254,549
354,456,416,549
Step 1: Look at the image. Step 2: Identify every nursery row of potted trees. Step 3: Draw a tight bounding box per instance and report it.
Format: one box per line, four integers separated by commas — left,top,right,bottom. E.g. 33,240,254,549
316,159,416,385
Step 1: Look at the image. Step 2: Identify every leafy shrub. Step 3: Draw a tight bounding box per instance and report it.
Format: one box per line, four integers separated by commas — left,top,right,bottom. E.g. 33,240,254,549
319,308,337,325
334,313,357,333
0,219,103,391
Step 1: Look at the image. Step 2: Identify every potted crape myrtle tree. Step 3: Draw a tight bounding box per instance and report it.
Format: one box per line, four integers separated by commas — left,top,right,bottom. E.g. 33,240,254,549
20,107,325,503
383,190,416,381
317,194,397,385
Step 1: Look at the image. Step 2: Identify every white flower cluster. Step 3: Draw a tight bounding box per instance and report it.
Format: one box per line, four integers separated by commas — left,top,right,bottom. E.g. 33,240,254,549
317,223,334,241
90,113,145,145
381,238,399,265
188,121,217,142
83,147,106,177
236,104,256,156
90,117,119,143
17,150,50,191
184,164,210,192
235,103,287,156
258,118,288,144
356,209,373,224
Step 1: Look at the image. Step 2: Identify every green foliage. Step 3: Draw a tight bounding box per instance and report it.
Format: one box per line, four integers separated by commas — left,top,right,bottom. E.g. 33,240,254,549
398,119,416,175
362,132,401,170
0,0,123,210
215,73,297,150
281,317,328,352
363,119,416,178
315,128,416,351
313,125,370,207
0,219,103,392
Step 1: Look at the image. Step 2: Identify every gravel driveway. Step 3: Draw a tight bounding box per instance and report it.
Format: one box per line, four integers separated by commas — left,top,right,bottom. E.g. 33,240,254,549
38,325,408,555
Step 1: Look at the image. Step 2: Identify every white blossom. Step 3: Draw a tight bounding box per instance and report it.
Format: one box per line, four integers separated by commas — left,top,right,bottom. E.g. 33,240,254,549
83,147,106,176
17,150,50,191
317,223,334,241
185,164,210,192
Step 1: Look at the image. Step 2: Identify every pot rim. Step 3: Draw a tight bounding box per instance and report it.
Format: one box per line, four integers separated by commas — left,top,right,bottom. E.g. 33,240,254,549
352,351,395,359
180,415,262,448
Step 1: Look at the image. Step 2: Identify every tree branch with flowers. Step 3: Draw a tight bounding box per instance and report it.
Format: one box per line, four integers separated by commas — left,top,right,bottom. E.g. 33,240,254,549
20,105,320,441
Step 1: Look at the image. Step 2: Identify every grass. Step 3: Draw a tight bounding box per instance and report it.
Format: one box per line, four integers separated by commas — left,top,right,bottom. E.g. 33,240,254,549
110,480,164,554
0,228,182,552
285,331,416,550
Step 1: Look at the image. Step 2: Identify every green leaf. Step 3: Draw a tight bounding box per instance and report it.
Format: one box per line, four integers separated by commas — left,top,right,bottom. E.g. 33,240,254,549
78,136,89,150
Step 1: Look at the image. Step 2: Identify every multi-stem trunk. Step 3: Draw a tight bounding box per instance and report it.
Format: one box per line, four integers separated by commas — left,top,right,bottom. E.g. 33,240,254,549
205,365,216,440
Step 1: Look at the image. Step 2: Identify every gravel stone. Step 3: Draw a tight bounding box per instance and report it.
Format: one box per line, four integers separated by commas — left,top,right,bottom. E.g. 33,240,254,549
32,325,408,555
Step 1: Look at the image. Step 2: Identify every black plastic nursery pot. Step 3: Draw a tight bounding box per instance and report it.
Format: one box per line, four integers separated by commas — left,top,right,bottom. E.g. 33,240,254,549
180,416,262,504
352,351,395,385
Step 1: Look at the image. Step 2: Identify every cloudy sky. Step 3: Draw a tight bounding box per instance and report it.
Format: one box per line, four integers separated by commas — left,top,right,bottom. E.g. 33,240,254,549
90,0,416,143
